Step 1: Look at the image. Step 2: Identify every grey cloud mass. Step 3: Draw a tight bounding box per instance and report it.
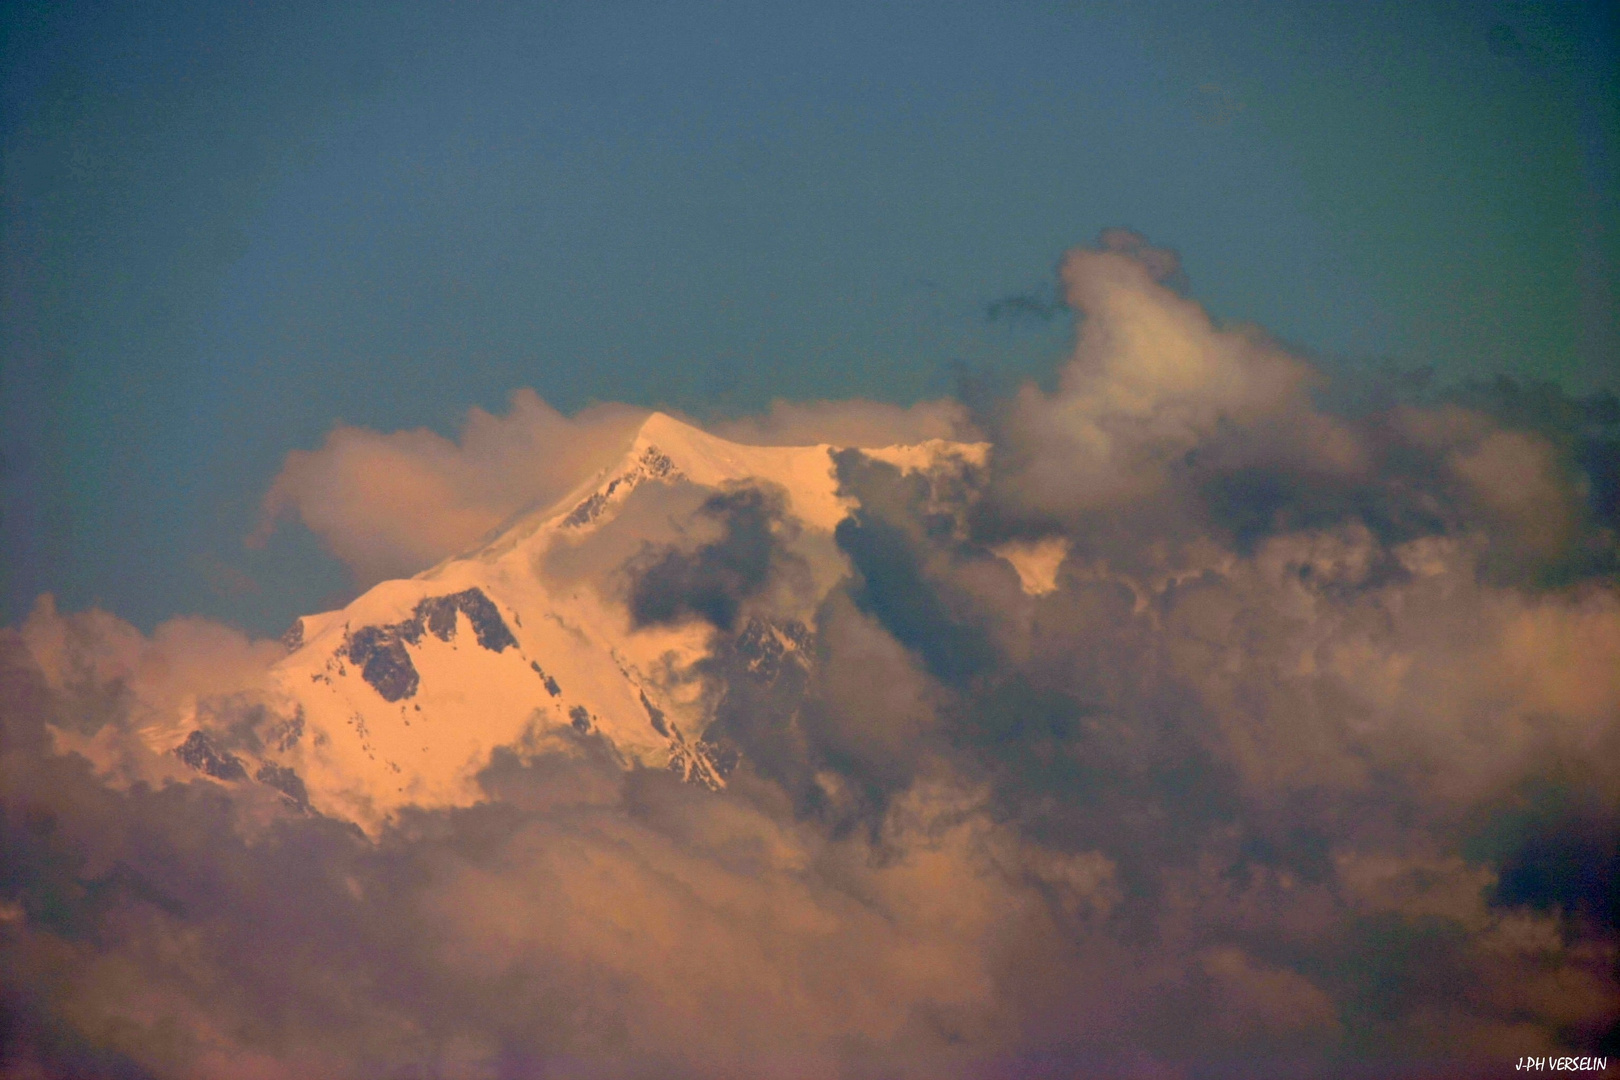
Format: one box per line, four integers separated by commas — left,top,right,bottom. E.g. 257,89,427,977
2,233,1617,1078
626,485,802,632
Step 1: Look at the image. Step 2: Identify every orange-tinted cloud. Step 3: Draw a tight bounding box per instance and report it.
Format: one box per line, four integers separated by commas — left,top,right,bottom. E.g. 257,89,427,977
6,232,1617,1078
253,390,647,585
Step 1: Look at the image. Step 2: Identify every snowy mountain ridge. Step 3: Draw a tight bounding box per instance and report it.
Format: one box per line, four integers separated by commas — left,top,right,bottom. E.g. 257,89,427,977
178,412,985,830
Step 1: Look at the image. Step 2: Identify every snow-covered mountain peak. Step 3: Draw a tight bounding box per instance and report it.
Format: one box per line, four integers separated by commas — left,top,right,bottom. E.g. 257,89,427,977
553,410,850,534
459,411,849,567
173,416,987,831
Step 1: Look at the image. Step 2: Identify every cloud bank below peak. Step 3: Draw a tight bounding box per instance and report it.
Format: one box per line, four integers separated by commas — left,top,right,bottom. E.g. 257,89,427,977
4,231,1618,1078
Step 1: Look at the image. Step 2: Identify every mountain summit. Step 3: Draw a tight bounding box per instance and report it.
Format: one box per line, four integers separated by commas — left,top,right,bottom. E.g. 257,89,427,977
199,414,983,828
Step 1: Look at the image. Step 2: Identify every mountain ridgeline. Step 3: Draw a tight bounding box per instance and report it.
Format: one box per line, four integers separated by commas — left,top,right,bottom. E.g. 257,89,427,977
167,413,985,829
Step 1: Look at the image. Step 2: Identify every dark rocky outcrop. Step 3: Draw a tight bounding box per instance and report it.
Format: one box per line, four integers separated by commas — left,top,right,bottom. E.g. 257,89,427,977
341,588,517,701
689,617,813,795
563,446,679,528
640,447,676,479
255,762,309,810
564,479,623,528
175,730,247,781
529,661,562,696
269,707,305,752
413,589,517,653
345,625,419,702
639,691,669,736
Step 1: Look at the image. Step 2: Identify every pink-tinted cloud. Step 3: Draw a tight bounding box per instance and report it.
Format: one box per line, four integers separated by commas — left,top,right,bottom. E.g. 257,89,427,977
253,390,647,585
6,232,1617,1078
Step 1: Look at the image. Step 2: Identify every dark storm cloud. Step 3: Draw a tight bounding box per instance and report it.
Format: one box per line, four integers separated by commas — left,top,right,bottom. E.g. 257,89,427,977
626,484,799,631
4,231,1619,1077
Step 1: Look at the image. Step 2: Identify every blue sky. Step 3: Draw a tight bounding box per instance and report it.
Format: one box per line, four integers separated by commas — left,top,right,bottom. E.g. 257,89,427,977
3,0,1615,634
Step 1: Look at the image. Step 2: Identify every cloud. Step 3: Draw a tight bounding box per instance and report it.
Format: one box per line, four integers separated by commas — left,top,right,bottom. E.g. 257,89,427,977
625,484,804,631
6,232,1619,1077
983,231,1350,535
706,396,976,448
256,393,977,591
0,613,1129,1079
253,390,648,586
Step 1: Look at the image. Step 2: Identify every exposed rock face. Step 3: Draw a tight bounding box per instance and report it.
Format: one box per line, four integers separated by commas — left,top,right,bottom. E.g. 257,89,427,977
175,727,311,810
695,618,813,792
345,624,420,702
175,730,247,781
269,708,305,752
529,661,562,696
262,413,985,827
340,588,517,702
562,481,621,529
563,445,681,528
255,762,309,810
280,618,305,654
639,691,669,736
733,617,811,683
663,722,730,790
415,589,517,653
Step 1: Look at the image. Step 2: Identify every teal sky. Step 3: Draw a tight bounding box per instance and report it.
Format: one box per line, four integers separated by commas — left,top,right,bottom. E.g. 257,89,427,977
3,0,1616,634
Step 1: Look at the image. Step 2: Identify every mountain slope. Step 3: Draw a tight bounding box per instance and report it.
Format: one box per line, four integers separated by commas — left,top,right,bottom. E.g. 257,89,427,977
199,413,983,829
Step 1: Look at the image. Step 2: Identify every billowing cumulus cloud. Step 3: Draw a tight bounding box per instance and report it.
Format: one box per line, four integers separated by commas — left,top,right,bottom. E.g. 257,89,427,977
5,233,1618,1078
253,391,977,589
252,391,650,585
